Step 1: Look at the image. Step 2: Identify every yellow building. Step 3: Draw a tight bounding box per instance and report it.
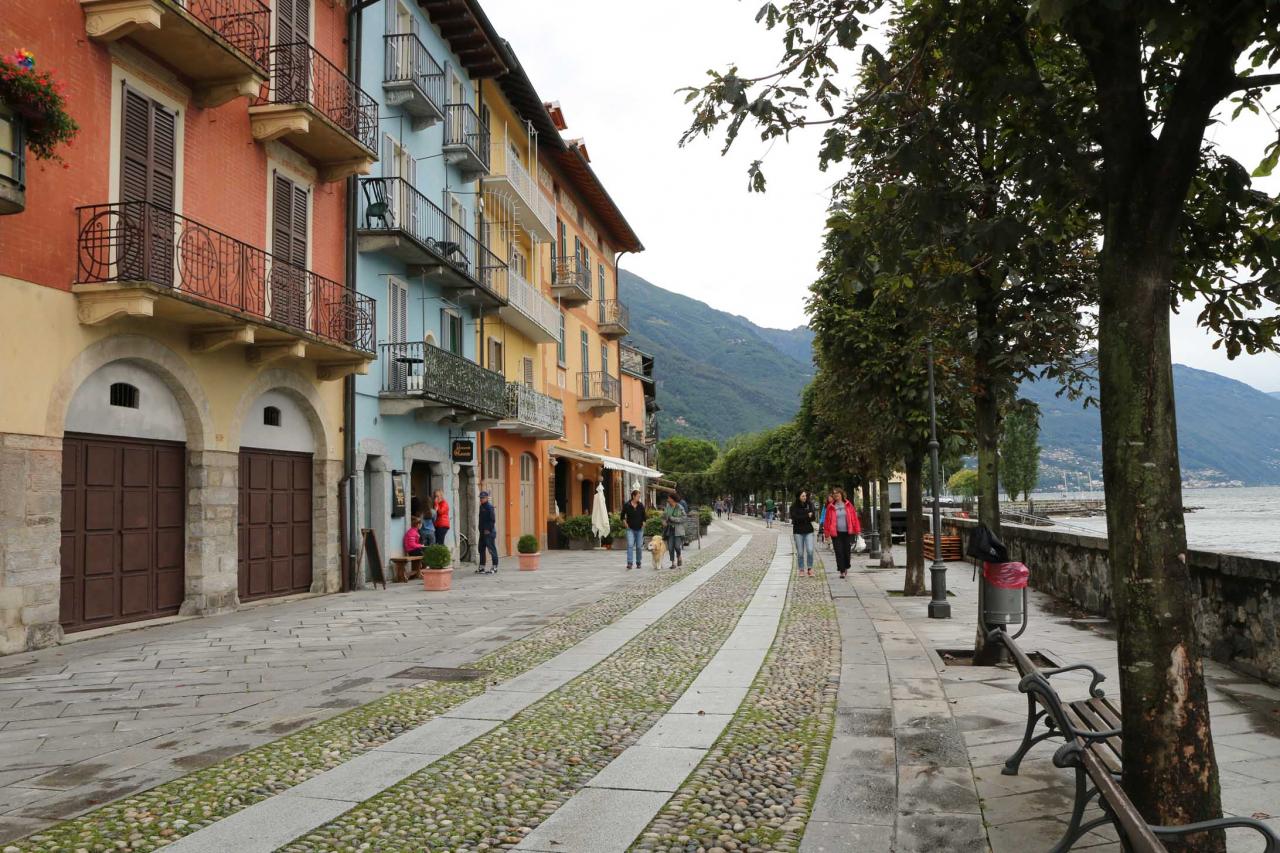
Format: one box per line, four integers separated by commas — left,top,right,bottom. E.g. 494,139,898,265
477,64,564,556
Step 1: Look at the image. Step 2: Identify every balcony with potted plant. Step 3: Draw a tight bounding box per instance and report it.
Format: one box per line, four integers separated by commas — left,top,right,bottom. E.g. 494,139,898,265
0,49,77,216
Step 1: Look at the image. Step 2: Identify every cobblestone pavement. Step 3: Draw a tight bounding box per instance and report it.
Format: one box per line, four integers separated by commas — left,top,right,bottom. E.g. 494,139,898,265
802,541,1280,853
0,532,732,844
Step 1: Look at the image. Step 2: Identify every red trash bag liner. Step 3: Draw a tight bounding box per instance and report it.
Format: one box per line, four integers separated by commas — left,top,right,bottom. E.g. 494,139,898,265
983,561,1029,590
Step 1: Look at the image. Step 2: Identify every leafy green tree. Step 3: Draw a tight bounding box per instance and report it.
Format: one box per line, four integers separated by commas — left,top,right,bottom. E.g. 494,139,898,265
947,468,979,498
657,436,718,473
1000,402,1042,501
681,1,1280,830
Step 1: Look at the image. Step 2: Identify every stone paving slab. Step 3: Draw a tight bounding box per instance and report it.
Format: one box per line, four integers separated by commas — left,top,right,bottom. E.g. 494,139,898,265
516,787,674,853
0,534,741,842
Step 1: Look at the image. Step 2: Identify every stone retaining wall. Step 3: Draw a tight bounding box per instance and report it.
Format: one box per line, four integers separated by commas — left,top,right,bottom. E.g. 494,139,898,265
944,517,1279,684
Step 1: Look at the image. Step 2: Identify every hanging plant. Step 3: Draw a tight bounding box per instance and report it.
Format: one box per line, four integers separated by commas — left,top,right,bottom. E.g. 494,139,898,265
0,49,78,160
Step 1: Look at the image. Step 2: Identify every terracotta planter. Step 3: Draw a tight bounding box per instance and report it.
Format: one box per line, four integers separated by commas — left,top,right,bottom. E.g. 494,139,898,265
518,552,540,571
421,566,453,591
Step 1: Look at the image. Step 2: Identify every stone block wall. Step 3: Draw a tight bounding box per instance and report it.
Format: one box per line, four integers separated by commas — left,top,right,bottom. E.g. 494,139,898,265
181,449,241,616
946,517,1280,684
0,433,64,654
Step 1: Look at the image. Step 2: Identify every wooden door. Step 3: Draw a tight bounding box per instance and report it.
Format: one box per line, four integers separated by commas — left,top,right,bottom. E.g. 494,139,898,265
238,448,313,601
484,446,507,553
519,453,536,538
60,434,185,632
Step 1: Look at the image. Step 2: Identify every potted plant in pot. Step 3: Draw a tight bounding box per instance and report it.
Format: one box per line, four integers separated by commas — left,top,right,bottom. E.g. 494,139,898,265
0,49,78,215
517,534,541,571
698,506,713,535
420,544,453,591
559,514,596,550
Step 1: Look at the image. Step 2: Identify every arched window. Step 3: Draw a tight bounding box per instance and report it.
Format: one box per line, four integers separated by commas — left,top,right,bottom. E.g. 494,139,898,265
263,406,281,427
109,382,139,409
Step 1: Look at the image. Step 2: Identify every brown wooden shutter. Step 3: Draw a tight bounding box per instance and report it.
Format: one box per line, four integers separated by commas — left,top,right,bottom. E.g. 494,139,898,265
270,173,307,329
120,85,176,286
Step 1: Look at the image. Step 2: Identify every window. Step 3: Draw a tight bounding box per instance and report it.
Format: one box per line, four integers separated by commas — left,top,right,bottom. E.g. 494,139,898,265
109,382,139,409
601,343,609,377
604,429,610,450
522,356,534,388
583,423,590,446
598,263,606,300
557,311,566,364
263,406,281,427
487,337,503,372
557,218,566,260
580,330,590,396
441,309,463,355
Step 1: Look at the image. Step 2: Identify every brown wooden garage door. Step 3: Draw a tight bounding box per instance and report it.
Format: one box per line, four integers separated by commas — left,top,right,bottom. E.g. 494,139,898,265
60,434,185,632
238,448,312,601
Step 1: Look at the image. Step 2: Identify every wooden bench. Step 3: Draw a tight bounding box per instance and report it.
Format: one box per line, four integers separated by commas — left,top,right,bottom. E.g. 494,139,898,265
389,556,422,583
988,629,1279,852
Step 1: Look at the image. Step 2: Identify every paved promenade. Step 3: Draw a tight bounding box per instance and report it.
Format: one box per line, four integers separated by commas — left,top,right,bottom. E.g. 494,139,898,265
0,535,730,844
0,516,1276,852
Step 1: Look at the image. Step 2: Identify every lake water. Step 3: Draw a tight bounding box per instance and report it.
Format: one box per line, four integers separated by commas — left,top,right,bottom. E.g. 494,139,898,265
1043,486,1280,557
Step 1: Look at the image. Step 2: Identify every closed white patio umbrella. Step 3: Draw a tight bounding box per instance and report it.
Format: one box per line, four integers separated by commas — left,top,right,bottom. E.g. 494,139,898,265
591,482,611,541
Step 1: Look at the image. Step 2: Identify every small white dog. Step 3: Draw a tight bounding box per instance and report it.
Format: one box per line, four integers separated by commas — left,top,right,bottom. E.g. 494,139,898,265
648,535,667,570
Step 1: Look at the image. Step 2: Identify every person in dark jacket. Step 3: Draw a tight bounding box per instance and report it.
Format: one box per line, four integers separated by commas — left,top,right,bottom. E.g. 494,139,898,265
622,489,647,570
790,490,817,577
477,490,498,574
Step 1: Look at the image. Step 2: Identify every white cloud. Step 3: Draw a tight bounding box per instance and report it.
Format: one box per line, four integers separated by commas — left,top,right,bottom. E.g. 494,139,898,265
482,1,1280,390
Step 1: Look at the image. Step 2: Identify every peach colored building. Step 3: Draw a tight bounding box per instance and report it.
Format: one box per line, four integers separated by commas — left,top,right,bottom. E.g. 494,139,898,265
0,0,375,651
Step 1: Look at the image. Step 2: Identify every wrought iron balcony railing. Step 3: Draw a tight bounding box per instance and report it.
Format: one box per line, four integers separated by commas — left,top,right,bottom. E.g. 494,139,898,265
598,299,630,336
484,143,555,238
444,103,490,173
380,340,508,420
257,42,378,153
505,383,565,437
185,0,271,67
382,32,444,120
76,201,375,352
358,177,507,303
579,370,621,405
551,255,591,303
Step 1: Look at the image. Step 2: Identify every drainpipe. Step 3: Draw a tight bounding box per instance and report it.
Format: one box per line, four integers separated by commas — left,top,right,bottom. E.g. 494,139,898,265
342,0,376,589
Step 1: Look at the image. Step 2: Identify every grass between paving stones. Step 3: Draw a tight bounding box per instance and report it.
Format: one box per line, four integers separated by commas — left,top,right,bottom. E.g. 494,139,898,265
8,538,738,853
630,564,840,853
279,536,776,853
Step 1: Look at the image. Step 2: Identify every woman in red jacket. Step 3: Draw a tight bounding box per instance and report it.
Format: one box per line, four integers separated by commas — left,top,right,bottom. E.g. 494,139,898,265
822,487,861,579
433,489,451,546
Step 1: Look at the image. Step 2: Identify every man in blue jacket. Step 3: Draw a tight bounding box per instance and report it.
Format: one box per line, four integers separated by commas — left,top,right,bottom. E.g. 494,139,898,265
478,490,498,574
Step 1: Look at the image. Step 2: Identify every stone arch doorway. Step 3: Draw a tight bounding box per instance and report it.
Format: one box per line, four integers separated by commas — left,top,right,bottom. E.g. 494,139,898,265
60,360,194,632
483,445,508,555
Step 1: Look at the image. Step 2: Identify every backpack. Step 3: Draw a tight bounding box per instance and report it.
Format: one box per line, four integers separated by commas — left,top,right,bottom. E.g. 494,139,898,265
965,524,1009,563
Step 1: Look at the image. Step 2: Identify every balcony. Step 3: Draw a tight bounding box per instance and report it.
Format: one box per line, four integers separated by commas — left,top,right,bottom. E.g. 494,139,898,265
597,299,630,340
357,177,508,308
498,268,559,344
382,32,444,130
249,43,378,182
379,341,508,426
482,144,554,240
551,255,591,305
80,0,269,107
577,370,621,414
73,201,374,379
443,103,490,180
498,383,565,439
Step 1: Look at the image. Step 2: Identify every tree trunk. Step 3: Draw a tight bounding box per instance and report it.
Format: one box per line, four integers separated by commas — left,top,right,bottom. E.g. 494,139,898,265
1098,244,1222,845
903,451,926,595
878,472,894,567
972,292,1005,663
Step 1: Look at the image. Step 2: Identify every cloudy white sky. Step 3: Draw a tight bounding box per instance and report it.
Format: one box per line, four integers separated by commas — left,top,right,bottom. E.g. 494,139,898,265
481,0,1280,393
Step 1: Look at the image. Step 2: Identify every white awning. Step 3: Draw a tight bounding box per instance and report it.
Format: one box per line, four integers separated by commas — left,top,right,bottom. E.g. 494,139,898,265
549,446,601,465
595,453,663,480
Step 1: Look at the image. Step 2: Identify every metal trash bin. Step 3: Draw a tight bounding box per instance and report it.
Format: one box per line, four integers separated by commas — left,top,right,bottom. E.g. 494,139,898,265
981,561,1029,625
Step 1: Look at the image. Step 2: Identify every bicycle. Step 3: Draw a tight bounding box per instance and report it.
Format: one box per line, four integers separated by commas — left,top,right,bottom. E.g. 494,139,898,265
456,531,472,564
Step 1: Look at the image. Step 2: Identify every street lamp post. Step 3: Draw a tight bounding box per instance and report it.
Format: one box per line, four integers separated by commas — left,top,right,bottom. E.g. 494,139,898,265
927,339,951,619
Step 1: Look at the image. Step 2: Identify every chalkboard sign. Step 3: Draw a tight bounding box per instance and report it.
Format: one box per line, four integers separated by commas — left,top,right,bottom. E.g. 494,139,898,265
358,528,386,589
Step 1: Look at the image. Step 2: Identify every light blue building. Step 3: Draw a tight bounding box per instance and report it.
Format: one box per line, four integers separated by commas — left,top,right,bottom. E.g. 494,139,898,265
350,0,511,575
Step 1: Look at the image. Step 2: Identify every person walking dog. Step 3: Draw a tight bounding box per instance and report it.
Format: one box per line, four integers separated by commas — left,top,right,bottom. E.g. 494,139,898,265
622,489,647,570
790,490,817,577
822,488,861,579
